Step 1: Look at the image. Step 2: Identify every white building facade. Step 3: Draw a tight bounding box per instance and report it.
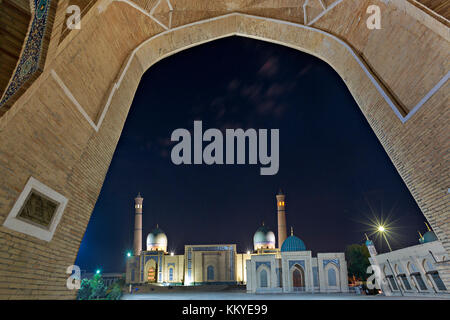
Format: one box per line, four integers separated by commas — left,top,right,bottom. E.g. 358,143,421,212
246,231,348,293
366,229,448,297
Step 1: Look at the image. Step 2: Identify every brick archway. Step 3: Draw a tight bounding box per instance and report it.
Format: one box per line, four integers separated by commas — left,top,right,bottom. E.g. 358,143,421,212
0,1,448,299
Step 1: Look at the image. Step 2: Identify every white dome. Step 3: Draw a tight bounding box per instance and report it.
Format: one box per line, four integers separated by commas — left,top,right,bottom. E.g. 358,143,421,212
146,226,167,252
253,225,276,251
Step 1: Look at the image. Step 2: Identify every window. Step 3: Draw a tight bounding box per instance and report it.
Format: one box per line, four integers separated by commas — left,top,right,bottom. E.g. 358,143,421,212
399,275,412,290
169,268,174,281
148,268,156,282
386,275,399,291
3,177,68,242
207,266,214,281
429,271,447,291
260,269,268,287
412,273,427,290
328,268,337,287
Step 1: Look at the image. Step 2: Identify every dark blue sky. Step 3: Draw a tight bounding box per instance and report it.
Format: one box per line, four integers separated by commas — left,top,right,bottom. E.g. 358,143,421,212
75,36,427,273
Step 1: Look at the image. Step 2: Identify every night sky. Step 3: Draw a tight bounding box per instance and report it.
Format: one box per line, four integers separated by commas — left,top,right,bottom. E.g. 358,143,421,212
75,37,427,273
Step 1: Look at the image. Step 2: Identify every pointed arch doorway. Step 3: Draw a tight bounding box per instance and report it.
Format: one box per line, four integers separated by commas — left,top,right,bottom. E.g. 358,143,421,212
292,265,305,291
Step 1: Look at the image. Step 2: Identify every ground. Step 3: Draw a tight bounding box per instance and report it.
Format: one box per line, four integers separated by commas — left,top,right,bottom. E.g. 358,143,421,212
121,285,450,300
122,292,450,300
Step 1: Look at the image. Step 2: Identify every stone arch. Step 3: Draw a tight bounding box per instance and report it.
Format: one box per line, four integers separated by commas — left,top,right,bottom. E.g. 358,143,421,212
407,261,419,274
290,264,305,291
324,262,339,289
0,1,448,299
256,265,271,288
144,258,158,283
206,265,214,281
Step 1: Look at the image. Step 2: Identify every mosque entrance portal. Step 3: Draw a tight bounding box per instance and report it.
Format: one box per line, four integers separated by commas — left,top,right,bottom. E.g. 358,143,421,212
293,265,305,290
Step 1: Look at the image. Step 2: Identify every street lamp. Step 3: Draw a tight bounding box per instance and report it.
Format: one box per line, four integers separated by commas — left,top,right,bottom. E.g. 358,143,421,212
126,251,132,258
377,225,392,251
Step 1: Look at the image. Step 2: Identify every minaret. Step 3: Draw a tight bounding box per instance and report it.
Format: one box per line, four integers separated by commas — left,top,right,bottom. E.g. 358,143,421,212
133,193,143,256
365,233,377,257
276,189,287,249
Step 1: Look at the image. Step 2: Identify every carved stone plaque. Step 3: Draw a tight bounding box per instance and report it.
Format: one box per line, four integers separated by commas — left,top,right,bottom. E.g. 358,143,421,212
17,191,58,229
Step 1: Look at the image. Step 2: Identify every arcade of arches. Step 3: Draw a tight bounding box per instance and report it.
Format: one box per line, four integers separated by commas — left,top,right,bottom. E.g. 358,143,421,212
0,0,448,299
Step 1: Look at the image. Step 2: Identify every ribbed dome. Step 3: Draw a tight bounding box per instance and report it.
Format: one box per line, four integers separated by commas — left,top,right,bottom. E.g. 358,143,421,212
253,225,276,251
281,235,306,252
146,226,167,252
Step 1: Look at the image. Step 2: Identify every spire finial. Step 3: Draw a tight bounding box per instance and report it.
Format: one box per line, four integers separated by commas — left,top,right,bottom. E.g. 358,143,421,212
137,192,142,198
290,226,293,236
425,222,431,231
364,233,369,241
262,221,264,226
156,223,159,229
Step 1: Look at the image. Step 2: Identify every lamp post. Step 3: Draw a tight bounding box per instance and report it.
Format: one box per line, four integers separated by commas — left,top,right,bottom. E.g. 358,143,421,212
377,225,392,252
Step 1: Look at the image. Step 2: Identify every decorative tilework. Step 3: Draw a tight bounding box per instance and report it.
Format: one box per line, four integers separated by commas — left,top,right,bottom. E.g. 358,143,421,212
323,259,340,269
289,260,305,270
256,261,271,270
312,266,319,287
0,0,53,108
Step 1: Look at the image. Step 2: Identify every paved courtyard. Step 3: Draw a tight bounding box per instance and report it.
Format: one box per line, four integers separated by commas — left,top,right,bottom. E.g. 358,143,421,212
122,291,450,300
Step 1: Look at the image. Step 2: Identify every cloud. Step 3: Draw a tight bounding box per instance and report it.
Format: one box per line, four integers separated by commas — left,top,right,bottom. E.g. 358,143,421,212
241,84,262,101
297,64,313,78
266,84,285,97
256,100,276,115
258,57,278,77
227,79,240,91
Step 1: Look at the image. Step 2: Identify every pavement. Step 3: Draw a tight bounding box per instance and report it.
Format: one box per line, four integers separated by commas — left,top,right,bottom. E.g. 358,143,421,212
122,291,450,300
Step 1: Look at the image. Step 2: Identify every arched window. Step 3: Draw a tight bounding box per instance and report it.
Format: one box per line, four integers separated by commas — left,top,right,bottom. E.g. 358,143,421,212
407,262,418,273
423,259,446,291
207,265,214,281
169,267,174,281
423,259,435,272
260,269,268,288
328,268,337,287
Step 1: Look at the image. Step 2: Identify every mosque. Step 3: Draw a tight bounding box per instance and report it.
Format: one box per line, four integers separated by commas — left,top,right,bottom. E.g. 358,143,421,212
366,223,448,296
125,190,349,293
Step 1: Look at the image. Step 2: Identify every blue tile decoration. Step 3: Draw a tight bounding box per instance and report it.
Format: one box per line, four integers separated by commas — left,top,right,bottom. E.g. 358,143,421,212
276,268,282,287
0,0,53,108
289,260,305,270
323,259,340,269
312,266,318,287
256,261,271,271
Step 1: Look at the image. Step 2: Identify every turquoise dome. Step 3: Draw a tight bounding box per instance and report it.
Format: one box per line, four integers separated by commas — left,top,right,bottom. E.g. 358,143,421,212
253,225,276,250
422,231,438,243
281,235,306,252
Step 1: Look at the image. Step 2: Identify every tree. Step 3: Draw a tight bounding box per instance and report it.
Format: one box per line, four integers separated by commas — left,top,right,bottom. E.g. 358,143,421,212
106,283,122,300
89,274,107,299
77,278,92,300
345,244,371,281
77,274,124,300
